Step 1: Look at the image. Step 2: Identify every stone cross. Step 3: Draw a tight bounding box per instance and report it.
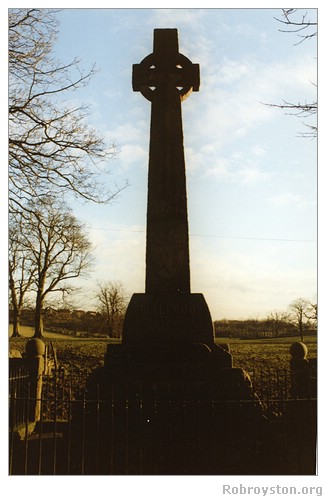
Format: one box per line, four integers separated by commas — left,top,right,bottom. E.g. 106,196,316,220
123,29,217,351
132,29,199,294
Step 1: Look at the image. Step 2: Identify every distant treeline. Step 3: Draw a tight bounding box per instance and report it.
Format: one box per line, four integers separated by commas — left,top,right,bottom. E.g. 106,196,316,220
9,307,123,338
10,305,316,340
214,318,316,340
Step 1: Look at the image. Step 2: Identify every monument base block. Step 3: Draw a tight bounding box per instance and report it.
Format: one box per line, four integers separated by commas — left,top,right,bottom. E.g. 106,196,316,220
123,292,215,349
116,291,233,373
81,291,264,475
81,292,266,474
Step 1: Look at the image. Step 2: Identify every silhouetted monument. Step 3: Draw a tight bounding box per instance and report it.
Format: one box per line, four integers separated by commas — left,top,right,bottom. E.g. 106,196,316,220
121,29,230,369
80,29,267,475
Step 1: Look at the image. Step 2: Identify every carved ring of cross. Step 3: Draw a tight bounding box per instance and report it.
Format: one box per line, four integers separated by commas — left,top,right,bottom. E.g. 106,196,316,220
133,52,200,102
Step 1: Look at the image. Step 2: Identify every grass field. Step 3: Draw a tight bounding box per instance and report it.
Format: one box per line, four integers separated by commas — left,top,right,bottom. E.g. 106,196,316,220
217,335,317,373
9,324,317,376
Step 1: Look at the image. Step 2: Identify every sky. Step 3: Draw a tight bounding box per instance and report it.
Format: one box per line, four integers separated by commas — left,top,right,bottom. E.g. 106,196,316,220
44,6,318,320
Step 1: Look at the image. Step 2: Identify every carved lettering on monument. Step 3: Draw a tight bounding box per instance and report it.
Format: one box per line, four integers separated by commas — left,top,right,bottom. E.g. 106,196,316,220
139,304,197,316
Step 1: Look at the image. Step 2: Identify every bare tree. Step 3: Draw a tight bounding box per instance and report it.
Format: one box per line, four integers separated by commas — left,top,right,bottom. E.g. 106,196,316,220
288,297,311,342
9,214,36,337
266,310,289,338
304,301,317,326
9,8,125,214
274,9,317,44
19,196,92,338
95,281,127,338
266,8,317,138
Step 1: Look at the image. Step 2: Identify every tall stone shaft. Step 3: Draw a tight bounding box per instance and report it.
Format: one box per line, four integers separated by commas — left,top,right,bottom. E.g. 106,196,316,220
123,29,215,349
132,29,199,294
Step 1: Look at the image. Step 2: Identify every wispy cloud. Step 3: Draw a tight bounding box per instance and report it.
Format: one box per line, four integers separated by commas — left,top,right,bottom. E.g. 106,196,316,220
103,121,148,171
213,59,251,84
104,121,147,145
183,49,316,143
188,145,270,184
118,144,148,170
268,193,316,209
150,8,208,30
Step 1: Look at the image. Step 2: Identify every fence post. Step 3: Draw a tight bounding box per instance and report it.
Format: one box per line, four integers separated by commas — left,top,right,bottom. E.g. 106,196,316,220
289,342,310,398
25,338,45,422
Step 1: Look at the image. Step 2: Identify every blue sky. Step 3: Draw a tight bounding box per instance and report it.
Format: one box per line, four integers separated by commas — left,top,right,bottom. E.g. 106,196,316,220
47,7,318,320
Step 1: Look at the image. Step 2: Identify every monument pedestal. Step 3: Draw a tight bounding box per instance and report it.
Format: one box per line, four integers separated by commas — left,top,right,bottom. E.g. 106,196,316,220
123,292,216,348
82,347,263,475
120,291,232,375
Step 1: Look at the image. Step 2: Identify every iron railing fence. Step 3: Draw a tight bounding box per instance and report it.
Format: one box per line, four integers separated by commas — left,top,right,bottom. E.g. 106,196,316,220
9,368,317,475
9,360,34,430
40,365,316,419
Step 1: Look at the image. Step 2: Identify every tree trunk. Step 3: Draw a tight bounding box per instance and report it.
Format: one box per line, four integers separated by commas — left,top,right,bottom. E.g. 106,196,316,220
11,308,21,337
299,317,304,342
9,270,21,337
34,292,44,338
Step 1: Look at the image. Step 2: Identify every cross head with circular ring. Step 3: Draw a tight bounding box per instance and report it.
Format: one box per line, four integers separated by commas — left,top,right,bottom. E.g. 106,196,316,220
132,29,200,102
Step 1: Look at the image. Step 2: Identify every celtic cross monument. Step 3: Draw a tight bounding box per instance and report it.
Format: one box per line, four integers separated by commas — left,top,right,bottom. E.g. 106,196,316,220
122,29,230,365
80,30,264,476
